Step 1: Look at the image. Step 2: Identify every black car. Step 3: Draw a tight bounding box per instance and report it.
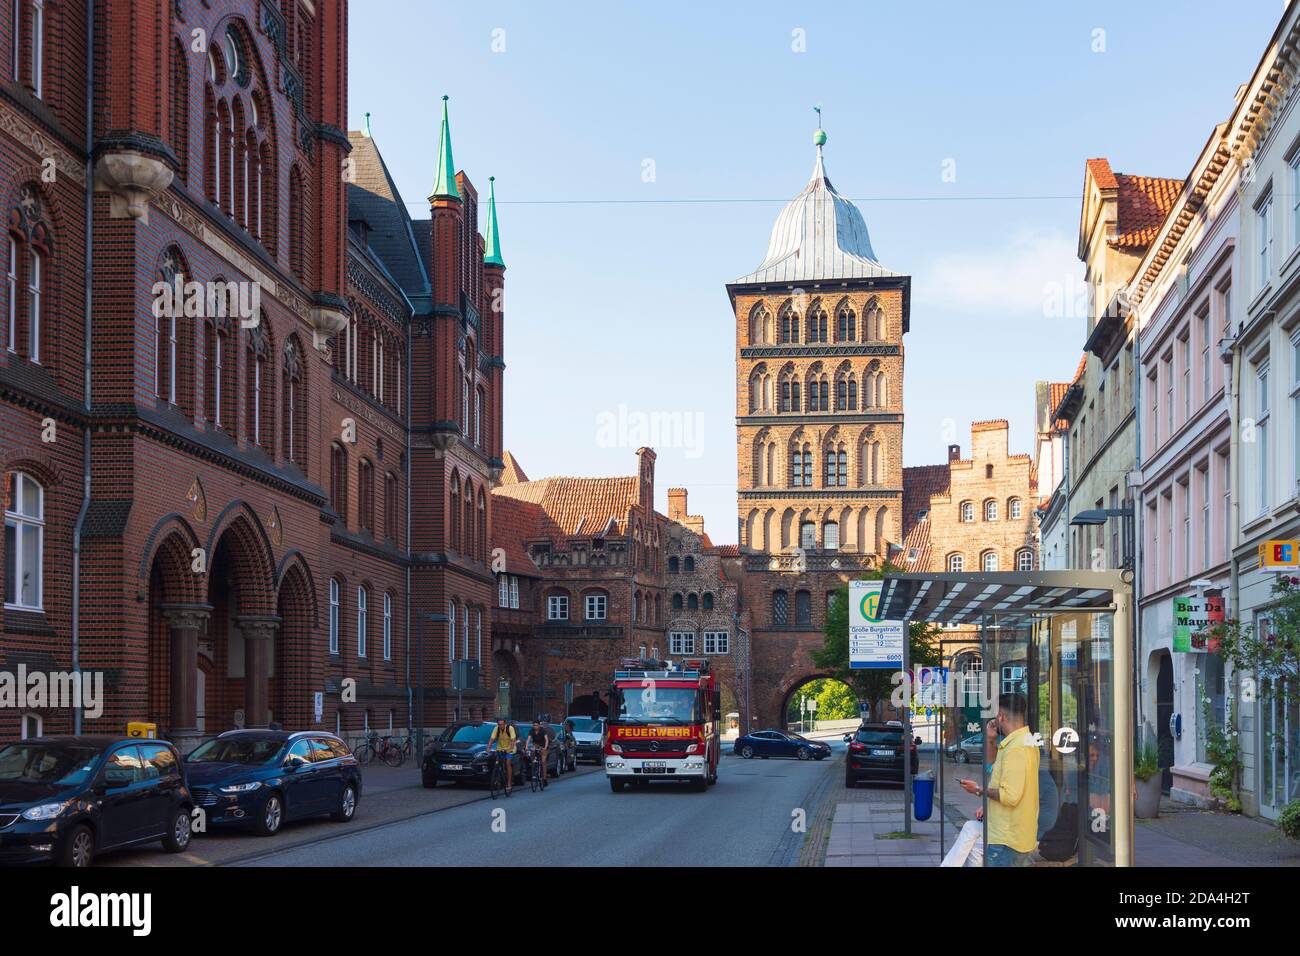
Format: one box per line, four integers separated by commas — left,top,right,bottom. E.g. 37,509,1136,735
734,729,831,761
184,730,361,836
423,721,523,787
845,723,919,786
0,736,194,867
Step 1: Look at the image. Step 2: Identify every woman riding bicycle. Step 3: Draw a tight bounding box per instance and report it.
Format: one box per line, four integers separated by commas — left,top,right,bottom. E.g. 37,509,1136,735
486,717,516,795
526,719,550,789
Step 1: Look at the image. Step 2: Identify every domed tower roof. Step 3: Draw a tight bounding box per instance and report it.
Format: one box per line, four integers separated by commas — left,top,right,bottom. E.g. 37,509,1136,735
733,127,901,285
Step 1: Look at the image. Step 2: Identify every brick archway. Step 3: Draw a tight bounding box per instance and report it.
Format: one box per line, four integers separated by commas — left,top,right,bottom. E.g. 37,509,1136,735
146,527,208,739
274,556,317,728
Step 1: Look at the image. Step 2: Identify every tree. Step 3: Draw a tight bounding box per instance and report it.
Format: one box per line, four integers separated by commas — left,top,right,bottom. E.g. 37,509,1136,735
786,678,858,722
811,563,943,718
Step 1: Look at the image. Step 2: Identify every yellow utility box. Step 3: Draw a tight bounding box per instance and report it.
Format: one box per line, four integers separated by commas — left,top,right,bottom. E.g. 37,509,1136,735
126,722,157,739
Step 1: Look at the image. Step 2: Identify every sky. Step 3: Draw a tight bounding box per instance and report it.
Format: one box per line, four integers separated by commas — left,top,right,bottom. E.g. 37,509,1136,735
348,0,1283,544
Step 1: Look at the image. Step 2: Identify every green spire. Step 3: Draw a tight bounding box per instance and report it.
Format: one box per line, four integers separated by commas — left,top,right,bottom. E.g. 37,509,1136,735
483,176,504,267
431,95,460,200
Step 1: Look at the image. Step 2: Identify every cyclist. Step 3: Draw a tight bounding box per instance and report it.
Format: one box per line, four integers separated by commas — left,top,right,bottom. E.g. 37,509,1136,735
526,719,550,788
486,717,516,794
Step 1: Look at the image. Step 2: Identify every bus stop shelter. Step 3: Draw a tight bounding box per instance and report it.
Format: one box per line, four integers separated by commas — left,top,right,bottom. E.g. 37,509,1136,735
878,569,1135,867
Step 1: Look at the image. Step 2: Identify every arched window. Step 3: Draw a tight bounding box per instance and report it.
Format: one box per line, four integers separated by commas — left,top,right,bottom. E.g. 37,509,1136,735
807,303,828,342
204,314,233,428
772,589,789,625
960,501,974,523
1009,498,1023,520
795,590,812,625
383,592,393,660
584,590,608,621
703,592,714,610
282,337,304,467
687,593,699,611
947,553,964,573
1016,549,1034,572
824,521,840,551
246,324,271,449
356,585,368,657
982,551,999,572
684,555,695,572
6,184,50,364
358,458,374,533
170,39,188,180
330,442,348,521
448,600,457,659
4,471,44,609
328,578,341,653
799,521,816,550
13,0,45,97
153,249,184,407
672,592,683,610
449,473,461,552
668,556,679,574
780,303,800,343
478,489,487,560
984,499,998,522
462,479,473,557
837,302,856,342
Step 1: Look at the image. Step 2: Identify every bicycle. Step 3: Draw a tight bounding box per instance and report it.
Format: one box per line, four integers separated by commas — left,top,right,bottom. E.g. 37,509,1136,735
489,751,512,800
354,733,405,768
528,749,544,793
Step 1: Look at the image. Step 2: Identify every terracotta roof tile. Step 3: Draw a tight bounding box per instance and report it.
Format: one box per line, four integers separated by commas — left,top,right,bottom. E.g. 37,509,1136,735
489,494,542,578
493,474,641,537
971,419,1009,432
499,450,529,485
710,543,740,557
1111,173,1182,251
1086,158,1118,190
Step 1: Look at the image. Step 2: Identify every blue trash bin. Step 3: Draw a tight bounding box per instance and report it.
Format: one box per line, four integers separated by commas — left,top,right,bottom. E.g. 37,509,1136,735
913,771,935,821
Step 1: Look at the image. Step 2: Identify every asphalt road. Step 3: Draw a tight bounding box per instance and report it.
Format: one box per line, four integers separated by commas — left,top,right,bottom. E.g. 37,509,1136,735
234,746,841,867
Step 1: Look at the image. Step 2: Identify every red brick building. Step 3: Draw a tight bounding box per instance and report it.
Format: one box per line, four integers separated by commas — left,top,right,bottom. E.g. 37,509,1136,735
490,450,741,722
0,1,505,746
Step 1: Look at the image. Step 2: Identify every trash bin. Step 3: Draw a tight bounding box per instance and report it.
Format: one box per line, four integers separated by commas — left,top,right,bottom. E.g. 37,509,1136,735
913,770,935,821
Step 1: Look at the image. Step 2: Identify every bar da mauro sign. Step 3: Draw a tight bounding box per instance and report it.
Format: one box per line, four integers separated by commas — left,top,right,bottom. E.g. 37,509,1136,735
1172,593,1224,654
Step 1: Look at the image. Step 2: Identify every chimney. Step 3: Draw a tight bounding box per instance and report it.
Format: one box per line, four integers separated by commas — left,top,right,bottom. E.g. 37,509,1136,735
668,488,688,521
947,444,961,462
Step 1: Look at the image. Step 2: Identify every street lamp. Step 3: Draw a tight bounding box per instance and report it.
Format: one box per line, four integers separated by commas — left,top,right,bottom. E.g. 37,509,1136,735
414,612,450,764
1070,507,1135,571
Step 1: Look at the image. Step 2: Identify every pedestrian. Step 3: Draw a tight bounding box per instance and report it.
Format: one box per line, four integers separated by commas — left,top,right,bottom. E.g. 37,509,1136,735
957,693,1039,867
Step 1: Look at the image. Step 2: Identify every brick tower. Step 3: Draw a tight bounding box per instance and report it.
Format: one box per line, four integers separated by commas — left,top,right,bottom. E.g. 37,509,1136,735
730,125,910,562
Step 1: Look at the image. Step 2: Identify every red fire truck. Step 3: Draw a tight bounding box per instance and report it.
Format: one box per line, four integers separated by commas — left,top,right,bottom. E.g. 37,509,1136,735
604,658,721,792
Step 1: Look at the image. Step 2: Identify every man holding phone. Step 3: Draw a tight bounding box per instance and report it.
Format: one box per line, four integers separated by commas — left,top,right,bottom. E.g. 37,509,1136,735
957,692,1039,867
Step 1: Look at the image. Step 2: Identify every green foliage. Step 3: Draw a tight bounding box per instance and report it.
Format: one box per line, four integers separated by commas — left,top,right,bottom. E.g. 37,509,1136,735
1279,800,1300,842
786,678,858,721
1202,692,1240,812
1134,744,1160,782
811,565,943,714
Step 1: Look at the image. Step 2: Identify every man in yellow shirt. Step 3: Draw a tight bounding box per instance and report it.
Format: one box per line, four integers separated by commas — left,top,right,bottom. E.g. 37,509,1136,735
958,693,1039,866
486,717,517,794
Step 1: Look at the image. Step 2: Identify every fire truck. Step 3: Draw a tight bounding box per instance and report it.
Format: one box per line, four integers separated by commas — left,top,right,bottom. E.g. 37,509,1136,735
604,658,721,792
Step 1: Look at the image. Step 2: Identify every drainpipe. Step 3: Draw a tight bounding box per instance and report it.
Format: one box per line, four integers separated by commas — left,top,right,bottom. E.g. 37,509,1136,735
1132,314,1145,740
405,308,412,736
1226,316,1244,806
70,0,95,734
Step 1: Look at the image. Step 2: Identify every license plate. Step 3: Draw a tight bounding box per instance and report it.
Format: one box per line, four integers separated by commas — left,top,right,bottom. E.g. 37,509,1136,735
643,761,667,770
871,749,894,757
441,763,463,771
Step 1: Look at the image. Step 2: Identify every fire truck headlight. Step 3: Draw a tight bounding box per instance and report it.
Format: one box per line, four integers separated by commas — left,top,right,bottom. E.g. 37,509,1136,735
685,743,700,754
606,761,624,770
609,743,623,754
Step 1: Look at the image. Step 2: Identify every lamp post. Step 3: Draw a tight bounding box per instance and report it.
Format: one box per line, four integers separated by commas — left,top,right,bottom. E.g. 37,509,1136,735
414,612,450,764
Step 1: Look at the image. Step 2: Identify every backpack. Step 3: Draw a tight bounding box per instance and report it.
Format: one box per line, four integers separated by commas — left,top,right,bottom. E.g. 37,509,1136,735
1037,801,1079,861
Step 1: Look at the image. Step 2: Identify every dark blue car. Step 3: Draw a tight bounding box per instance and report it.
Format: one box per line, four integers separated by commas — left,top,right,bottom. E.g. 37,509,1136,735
0,736,194,867
733,729,831,761
184,730,361,837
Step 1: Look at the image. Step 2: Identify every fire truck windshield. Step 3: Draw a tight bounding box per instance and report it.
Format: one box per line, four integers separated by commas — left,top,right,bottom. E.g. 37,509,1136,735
613,687,700,724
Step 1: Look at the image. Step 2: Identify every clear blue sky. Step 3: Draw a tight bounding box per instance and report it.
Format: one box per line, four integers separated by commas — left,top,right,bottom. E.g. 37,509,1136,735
348,0,1281,544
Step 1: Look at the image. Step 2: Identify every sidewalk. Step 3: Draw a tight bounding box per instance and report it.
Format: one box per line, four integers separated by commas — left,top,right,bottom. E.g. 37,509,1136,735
1135,800,1300,867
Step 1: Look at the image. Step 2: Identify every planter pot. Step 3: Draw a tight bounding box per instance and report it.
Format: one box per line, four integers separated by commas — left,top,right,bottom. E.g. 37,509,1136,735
1135,774,1162,819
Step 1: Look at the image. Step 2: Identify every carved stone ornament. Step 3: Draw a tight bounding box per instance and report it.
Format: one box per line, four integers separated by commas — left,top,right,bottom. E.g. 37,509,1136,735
93,150,175,223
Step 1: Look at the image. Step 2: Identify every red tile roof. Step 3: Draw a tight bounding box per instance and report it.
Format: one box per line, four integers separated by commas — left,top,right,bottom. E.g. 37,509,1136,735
901,463,949,572
1086,158,1118,190
489,493,543,578
1111,173,1182,251
493,474,641,537
971,419,1009,432
499,450,529,485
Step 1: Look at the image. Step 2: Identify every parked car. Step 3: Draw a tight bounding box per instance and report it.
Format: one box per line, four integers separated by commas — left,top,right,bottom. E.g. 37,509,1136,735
422,721,522,788
844,723,919,786
184,730,360,836
0,736,194,867
514,722,562,780
734,729,831,761
549,723,578,773
565,716,606,764
945,733,984,764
